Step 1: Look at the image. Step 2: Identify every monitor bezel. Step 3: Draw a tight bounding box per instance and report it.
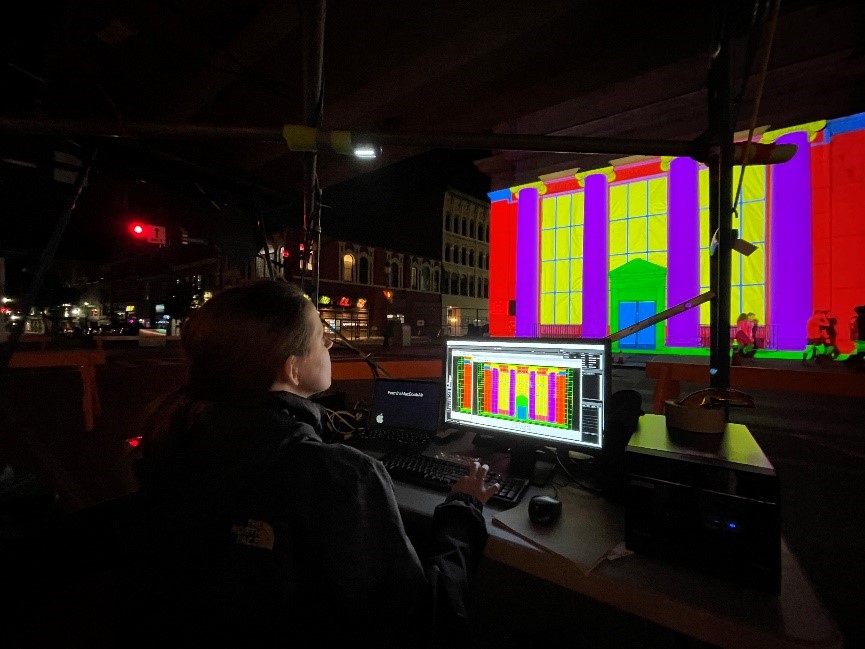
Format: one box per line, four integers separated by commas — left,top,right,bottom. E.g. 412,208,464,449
442,336,613,459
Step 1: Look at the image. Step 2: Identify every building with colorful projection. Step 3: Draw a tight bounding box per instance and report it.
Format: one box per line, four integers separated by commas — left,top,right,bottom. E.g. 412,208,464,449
487,112,865,356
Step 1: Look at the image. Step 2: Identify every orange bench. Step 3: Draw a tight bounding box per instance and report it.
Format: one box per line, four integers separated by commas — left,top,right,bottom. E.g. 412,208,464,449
645,360,865,414
8,349,107,431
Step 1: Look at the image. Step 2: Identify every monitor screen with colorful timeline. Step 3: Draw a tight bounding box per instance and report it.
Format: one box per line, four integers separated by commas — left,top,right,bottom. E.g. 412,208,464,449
443,337,611,457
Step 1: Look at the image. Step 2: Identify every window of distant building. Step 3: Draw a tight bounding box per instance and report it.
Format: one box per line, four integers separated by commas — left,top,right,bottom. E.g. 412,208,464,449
442,270,449,294
483,278,489,298
468,250,474,267
358,256,370,284
342,253,355,282
389,261,401,287
411,265,419,290
469,220,475,238
445,212,452,231
460,275,468,296
469,278,475,297
444,245,451,262
433,269,440,292
461,248,467,265
420,265,431,291
450,273,458,294
461,218,467,236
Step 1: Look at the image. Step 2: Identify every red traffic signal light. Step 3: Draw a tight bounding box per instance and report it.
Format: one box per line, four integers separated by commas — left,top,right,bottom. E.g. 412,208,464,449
128,221,167,244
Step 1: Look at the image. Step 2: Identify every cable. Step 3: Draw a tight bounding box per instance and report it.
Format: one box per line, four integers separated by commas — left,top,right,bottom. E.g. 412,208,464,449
325,408,361,437
732,0,781,213
553,454,603,496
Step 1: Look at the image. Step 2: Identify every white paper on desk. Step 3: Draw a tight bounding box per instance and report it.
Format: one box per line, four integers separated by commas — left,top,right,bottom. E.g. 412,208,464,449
492,487,625,575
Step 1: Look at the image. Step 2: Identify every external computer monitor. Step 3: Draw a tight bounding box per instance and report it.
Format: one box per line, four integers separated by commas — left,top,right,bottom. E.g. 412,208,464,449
443,337,612,482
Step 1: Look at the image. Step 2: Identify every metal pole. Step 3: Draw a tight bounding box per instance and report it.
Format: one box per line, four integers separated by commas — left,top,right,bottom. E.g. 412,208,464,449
298,0,326,305
707,7,735,392
0,117,700,160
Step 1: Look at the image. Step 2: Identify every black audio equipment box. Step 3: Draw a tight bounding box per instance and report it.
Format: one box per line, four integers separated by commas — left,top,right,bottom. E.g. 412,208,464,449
624,414,781,594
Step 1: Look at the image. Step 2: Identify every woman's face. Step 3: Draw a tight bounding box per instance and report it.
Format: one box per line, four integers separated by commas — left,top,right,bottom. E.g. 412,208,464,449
292,303,334,398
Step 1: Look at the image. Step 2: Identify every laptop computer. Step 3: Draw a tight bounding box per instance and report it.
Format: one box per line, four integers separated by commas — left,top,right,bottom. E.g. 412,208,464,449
352,378,443,453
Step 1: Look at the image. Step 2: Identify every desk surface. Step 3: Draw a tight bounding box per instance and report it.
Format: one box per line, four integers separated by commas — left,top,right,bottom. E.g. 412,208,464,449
384,430,843,649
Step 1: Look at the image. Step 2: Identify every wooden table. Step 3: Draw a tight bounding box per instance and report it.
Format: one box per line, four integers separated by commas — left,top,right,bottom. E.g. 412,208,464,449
331,358,442,380
384,429,844,649
645,359,865,414
8,349,106,431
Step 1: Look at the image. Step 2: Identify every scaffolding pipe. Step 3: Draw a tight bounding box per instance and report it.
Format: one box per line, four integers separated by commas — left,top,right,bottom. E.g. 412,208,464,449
707,4,736,394
0,117,700,159
299,0,326,305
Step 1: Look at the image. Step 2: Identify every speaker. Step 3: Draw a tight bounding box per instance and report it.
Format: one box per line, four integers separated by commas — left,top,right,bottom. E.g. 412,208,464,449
596,389,644,502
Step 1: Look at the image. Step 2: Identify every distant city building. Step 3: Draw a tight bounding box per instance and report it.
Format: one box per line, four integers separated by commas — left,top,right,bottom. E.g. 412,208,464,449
263,232,442,342
441,189,490,336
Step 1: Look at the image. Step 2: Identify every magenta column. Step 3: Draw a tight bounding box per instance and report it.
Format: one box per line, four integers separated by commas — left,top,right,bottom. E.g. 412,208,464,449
582,173,609,337
515,187,540,336
666,157,702,346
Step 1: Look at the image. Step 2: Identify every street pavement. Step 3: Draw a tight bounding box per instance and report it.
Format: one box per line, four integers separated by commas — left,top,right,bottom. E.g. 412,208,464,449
1,340,863,647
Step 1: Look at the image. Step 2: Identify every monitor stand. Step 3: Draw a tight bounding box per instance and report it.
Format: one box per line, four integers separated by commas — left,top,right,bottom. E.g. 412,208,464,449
474,434,557,486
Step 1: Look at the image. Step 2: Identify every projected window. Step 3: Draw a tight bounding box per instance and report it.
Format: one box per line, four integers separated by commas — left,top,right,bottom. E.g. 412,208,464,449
698,166,766,324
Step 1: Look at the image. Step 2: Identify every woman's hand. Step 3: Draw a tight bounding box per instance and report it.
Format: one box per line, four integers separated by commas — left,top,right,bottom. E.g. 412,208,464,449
450,461,500,505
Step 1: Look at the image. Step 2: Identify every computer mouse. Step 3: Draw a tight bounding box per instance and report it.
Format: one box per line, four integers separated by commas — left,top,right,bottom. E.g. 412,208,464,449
528,494,562,525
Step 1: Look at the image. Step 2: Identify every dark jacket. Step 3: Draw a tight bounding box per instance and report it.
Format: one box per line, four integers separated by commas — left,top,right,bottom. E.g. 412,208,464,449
129,391,488,647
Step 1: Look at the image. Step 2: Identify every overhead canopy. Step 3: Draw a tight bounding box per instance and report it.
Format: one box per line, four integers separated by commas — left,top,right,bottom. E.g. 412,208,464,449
2,0,864,195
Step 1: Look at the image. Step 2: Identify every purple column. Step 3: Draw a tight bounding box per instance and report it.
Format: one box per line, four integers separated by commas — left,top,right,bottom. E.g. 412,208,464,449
515,187,540,336
529,371,536,420
582,173,609,337
548,372,556,423
509,368,516,416
769,131,812,351
666,157,702,346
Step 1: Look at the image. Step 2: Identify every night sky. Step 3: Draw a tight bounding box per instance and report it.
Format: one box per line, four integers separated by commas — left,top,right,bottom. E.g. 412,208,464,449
321,148,491,259
2,142,490,262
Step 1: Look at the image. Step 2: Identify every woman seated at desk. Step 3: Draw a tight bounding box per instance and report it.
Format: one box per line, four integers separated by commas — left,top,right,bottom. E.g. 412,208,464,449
131,279,501,647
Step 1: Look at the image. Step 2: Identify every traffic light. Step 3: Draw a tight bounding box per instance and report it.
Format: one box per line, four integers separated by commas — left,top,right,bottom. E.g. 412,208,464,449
128,221,167,244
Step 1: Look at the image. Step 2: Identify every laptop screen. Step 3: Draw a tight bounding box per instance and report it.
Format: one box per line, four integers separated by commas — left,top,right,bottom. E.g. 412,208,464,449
370,378,443,433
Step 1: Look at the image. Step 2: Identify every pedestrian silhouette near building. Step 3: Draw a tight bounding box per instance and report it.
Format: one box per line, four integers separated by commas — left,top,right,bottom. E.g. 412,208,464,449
849,305,865,370
747,312,760,348
382,317,395,350
734,312,756,360
824,312,839,359
803,309,830,365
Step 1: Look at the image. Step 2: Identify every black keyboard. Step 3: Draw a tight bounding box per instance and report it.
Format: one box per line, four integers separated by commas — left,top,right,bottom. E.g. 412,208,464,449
380,452,529,506
354,427,431,446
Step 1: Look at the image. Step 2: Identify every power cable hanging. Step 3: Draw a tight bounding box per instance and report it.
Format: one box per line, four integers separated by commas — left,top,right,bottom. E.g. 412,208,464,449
295,0,326,305
732,0,781,213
